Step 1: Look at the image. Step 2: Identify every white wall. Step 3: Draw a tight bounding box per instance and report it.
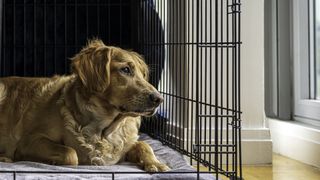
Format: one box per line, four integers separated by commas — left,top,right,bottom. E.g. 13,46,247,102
239,0,272,164
241,0,265,129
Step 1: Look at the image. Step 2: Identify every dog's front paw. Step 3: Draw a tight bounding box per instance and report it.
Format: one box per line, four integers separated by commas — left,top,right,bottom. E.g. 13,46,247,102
157,163,171,172
91,157,105,166
0,157,13,163
144,163,171,172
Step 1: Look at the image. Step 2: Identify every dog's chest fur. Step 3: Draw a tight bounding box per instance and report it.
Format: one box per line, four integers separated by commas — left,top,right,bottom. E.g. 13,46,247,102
60,81,141,165
63,110,140,165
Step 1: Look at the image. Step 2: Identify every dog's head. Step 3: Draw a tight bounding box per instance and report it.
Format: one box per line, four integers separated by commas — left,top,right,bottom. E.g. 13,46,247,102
71,39,163,116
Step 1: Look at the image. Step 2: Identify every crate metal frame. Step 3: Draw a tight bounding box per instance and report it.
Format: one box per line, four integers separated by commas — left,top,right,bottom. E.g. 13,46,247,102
0,0,242,179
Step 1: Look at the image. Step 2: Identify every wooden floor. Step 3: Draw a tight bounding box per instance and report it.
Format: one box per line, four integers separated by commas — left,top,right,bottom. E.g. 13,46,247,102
197,154,320,180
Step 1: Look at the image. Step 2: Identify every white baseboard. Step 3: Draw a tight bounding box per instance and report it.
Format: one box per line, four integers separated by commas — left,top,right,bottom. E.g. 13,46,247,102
268,118,320,168
241,128,272,164
170,127,273,165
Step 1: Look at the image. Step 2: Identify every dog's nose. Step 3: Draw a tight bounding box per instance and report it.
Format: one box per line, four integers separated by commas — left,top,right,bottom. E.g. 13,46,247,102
149,92,164,105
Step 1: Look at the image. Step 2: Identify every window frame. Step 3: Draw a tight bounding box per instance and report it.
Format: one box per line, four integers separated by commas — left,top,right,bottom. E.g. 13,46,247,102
265,0,320,126
292,0,320,126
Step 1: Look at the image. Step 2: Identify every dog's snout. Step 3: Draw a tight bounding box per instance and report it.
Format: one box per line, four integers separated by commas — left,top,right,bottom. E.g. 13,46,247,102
149,92,164,105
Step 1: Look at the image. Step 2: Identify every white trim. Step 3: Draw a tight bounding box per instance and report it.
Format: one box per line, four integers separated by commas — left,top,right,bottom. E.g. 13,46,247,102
183,128,272,165
268,118,320,168
241,128,272,165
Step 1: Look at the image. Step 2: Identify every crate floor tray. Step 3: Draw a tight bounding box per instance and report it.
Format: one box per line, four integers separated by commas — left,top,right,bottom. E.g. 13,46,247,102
0,134,214,180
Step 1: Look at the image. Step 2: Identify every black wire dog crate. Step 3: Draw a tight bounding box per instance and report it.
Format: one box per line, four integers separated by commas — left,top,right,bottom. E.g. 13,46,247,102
0,0,242,179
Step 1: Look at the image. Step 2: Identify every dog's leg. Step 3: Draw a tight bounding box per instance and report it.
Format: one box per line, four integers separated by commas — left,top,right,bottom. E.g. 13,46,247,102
14,135,78,165
126,141,170,172
0,155,13,163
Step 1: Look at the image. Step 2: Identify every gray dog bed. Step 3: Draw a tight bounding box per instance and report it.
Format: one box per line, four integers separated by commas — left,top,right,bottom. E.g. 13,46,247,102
0,134,214,180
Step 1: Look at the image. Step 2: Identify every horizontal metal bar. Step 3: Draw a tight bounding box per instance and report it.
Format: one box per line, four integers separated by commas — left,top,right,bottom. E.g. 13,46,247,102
2,45,84,48
228,3,242,7
160,91,242,113
3,3,131,6
196,151,236,154
4,43,242,48
227,123,242,129
229,10,242,13
0,170,213,174
143,42,242,46
198,45,236,48
195,144,236,147
198,114,236,118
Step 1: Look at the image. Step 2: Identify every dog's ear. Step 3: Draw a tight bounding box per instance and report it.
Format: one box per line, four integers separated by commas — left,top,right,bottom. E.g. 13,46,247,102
71,42,112,92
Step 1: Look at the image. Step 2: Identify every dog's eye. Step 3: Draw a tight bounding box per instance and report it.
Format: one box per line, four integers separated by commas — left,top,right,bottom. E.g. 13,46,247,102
120,67,132,75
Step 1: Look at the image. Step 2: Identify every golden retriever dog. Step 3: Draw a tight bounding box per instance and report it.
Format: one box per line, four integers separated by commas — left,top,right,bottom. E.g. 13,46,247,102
0,39,170,172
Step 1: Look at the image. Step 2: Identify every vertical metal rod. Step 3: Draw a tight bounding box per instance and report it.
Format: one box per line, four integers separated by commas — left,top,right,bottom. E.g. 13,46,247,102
33,0,37,76
153,0,156,137
196,0,200,179
215,0,219,179
203,0,207,166
169,0,174,146
54,0,57,73
220,0,224,171
226,0,230,172
165,0,169,143
182,0,186,152
86,0,88,39
158,0,162,140
1,0,5,76
173,0,178,149
0,0,3,76
108,0,110,42
190,0,194,166
157,0,161,140
23,0,26,75
178,0,182,149
231,0,236,176
230,0,236,176
151,0,155,136
74,0,77,52
97,0,100,37
13,172,16,180
167,0,171,143
64,0,67,73
209,0,213,171
233,0,238,177
13,0,16,75
153,0,156,138
119,0,122,46
238,1,242,178
186,0,190,159
147,0,151,135
199,0,203,163
44,0,46,75
161,0,165,142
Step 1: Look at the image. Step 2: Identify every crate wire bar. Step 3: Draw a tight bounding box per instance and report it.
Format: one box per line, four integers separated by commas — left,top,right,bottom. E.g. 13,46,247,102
0,0,242,179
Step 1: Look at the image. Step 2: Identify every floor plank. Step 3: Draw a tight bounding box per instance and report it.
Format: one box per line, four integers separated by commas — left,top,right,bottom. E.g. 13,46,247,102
196,154,320,180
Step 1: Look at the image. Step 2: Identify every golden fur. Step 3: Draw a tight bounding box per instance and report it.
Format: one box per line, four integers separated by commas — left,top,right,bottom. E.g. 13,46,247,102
0,39,169,172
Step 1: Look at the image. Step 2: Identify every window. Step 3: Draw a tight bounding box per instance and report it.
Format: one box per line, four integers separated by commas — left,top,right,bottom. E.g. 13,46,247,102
292,0,320,126
315,0,320,99
265,0,320,126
